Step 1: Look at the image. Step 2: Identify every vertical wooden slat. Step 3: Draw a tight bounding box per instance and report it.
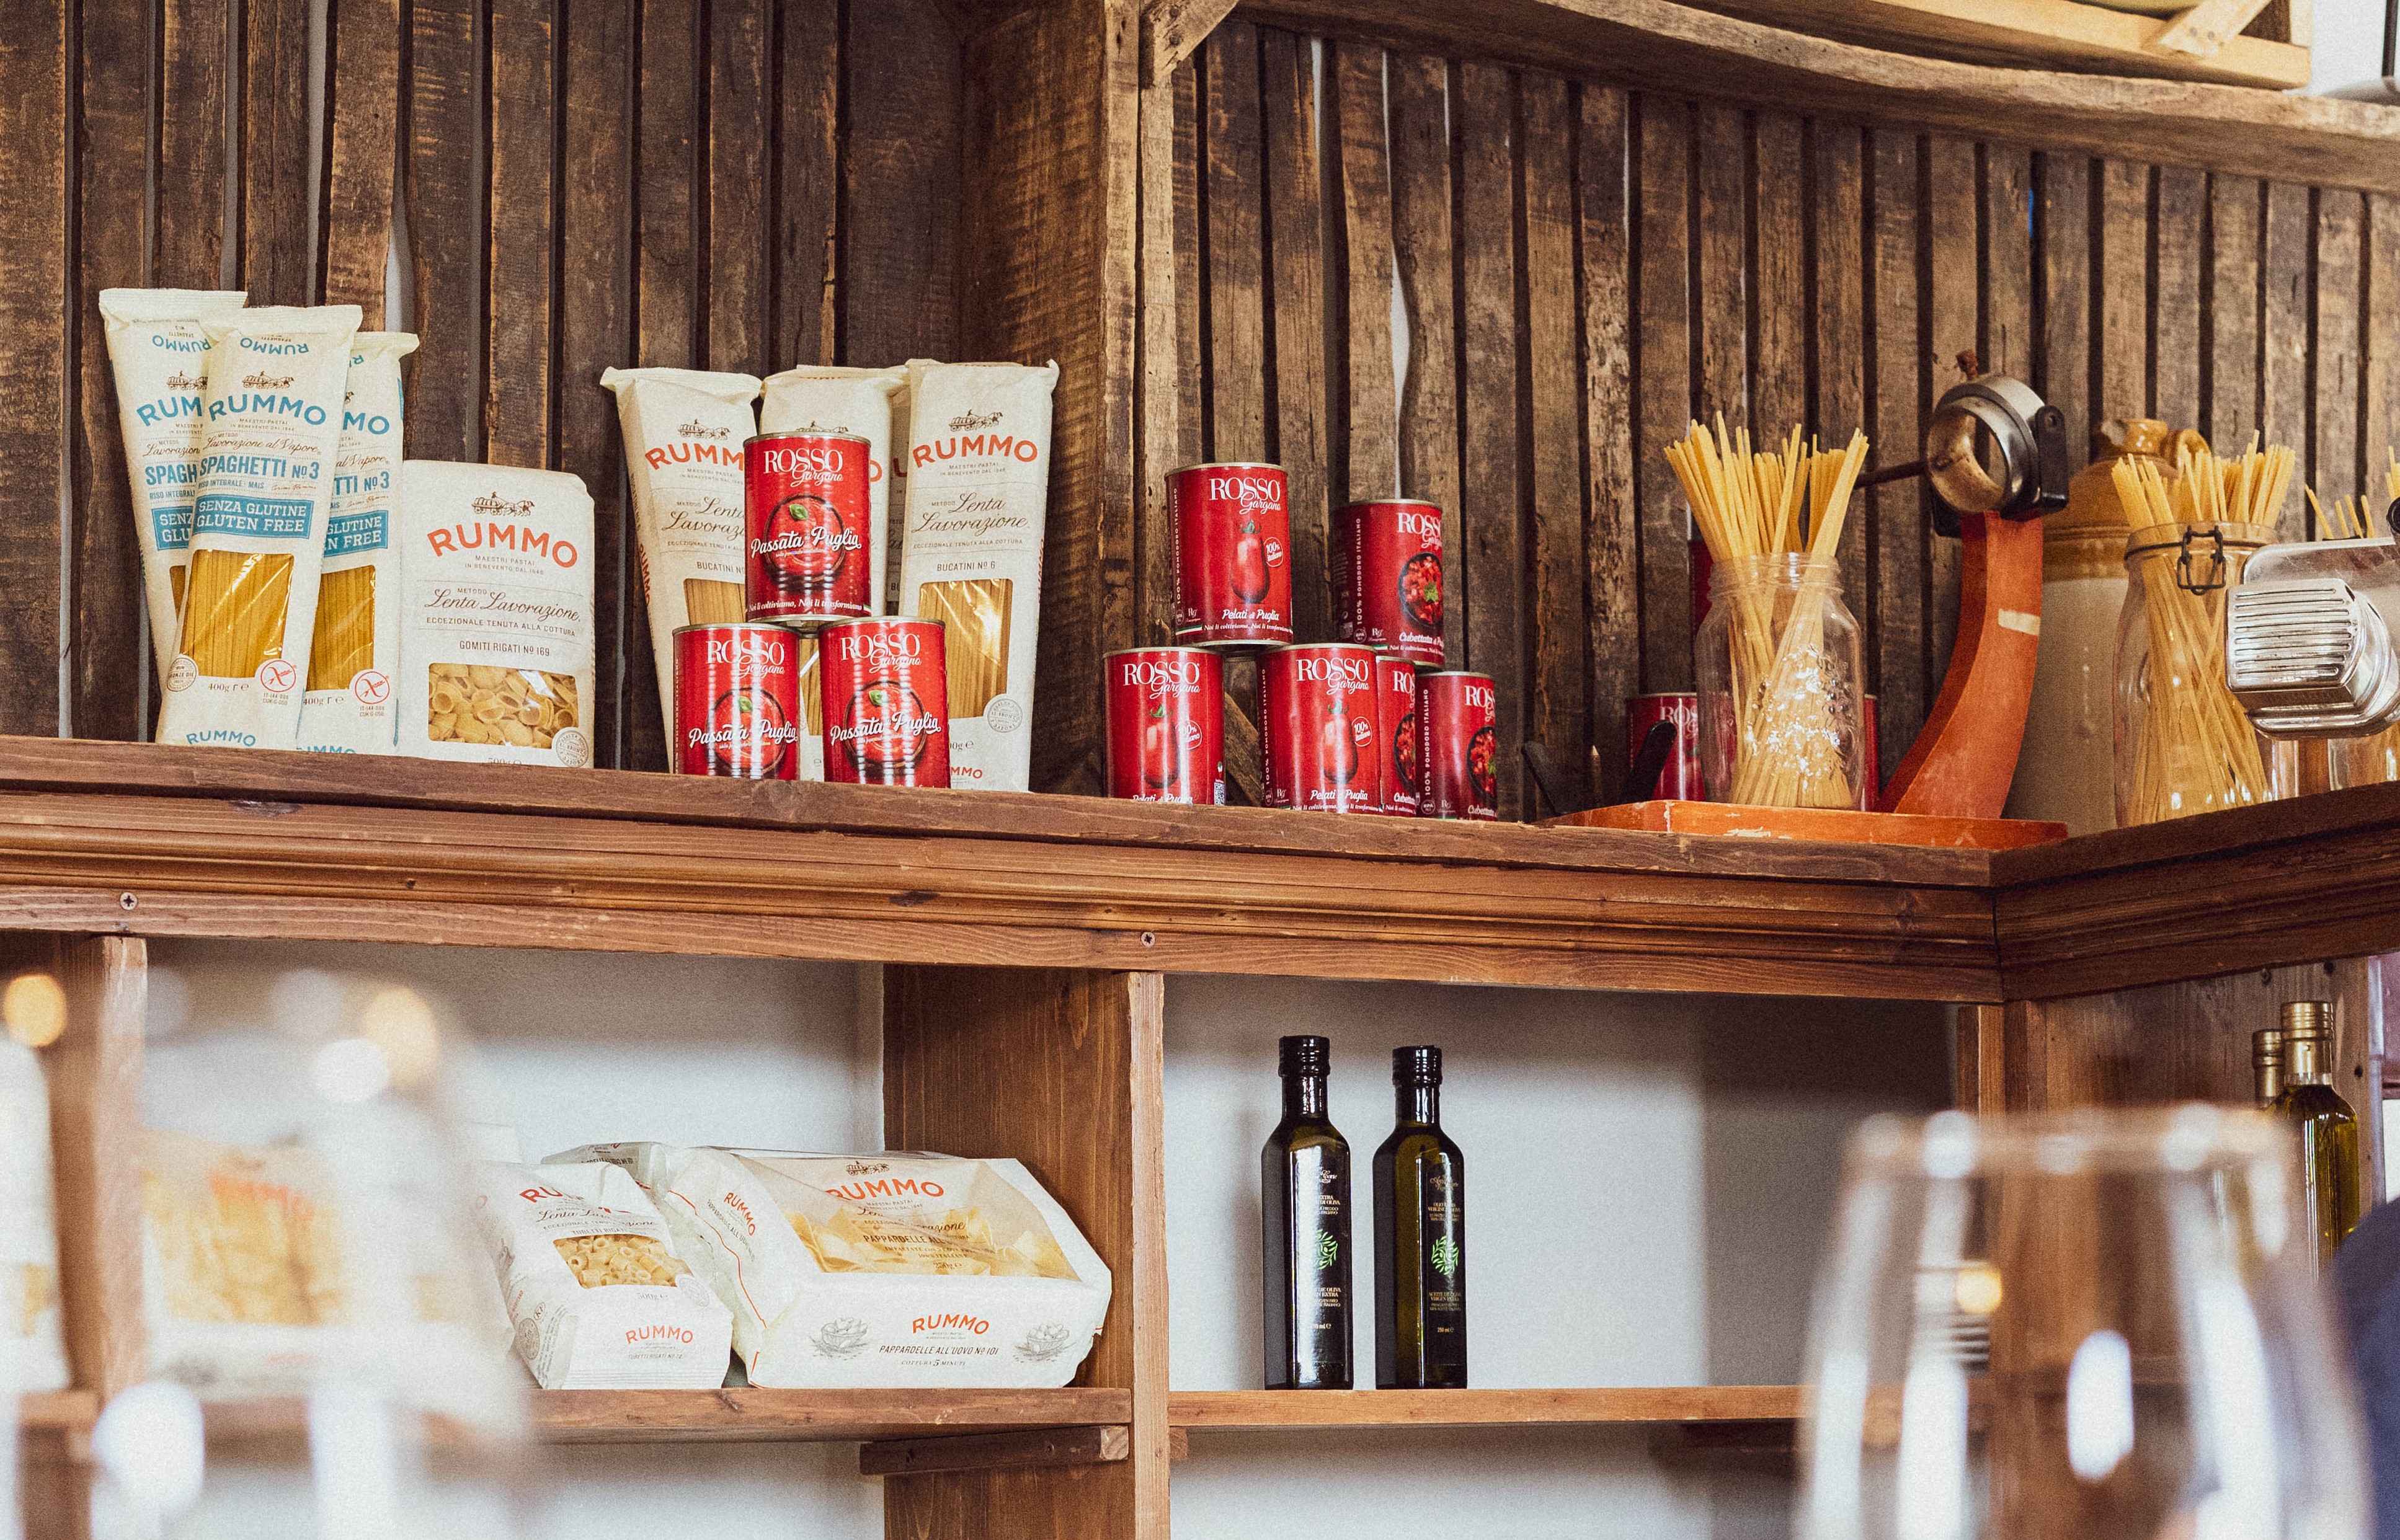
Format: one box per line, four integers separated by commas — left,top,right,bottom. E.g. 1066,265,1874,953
158,0,229,291
1202,22,1266,462
1693,104,1746,428
1924,136,1976,689
1814,123,1870,649
242,0,315,304
1867,130,1923,784
1521,73,1584,812
637,0,699,370
406,0,479,459
1173,60,1203,473
2317,189,2365,512
2207,175,2262,451
1580,85,1636,807
1983,146,2034,381
1134,70,1181,648
321,0,399,325
706,0,770,371
484,0,556,469
1751,112,1806,436
2034,154,2091,471
1261,28,1330,646
2367,195,2400,497
773,0,839,371
47,936,146,1400
1633,93,1692,695
1454,61,1522,820
1387,51,1460,665
2097,159,2148,425
558,0,636,768
2152,167,2205,434
71,0,151,742
2263,182,2311,539
0,3,66,737
1328,41,1393,508
845,0,960,366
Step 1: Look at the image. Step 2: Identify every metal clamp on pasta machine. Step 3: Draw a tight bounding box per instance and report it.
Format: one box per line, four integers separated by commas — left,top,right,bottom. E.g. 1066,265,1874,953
2226,511,2400,739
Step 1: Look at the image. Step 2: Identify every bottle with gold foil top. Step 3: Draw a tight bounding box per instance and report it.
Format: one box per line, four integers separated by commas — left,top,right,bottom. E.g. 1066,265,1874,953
2269,1001,2360,1268
2253,1027,2286,1109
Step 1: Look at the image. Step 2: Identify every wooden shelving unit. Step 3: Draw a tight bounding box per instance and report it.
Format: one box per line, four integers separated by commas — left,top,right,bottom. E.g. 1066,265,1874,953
1168,1386,1801,1429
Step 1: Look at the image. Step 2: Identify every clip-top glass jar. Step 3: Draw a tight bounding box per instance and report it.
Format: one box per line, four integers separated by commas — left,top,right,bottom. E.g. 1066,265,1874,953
2115,520,2278,826
1695,553,1866,808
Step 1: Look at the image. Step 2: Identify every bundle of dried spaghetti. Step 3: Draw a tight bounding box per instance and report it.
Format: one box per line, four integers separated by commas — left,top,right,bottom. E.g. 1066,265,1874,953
2113,442,2290,823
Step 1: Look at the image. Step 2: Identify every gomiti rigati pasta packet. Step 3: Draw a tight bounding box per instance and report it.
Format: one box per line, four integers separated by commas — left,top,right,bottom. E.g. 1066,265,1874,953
297,331,417,755
156,304,361,748
97,287,248,682
600,367,757,762
396,462,597,767
759,365,906,780
556,1144,1109,1389
897,360,1059,792
470,1159,733,1390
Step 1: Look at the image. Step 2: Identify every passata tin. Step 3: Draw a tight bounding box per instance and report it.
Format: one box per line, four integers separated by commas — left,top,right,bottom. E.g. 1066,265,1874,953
819,616,949,787
1171,462,1292,650
1105,647,1225,805
1418,671,1498,821
675,622,802,780
1376,653,1421,816
1260,643,1379,813
745,431,873,627
1626,693,1702,802
1335,500,1445,668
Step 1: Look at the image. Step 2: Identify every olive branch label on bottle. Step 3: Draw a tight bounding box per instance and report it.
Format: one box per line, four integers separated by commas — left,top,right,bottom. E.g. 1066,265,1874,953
1429,1234,1459,1280
1316,1229,1340,1268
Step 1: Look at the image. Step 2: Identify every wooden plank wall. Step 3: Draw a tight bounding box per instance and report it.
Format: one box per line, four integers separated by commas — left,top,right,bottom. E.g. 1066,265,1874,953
2,0,964,771
1164,26,2400,816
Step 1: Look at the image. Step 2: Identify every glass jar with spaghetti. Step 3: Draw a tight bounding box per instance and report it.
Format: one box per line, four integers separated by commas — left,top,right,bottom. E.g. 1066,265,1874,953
1693,553,1865,808
2114,521,2280,825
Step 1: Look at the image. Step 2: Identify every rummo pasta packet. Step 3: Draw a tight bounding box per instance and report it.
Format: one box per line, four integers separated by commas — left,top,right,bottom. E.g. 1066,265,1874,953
396,462,597,768
897,360,1059,791
298,331,417,755
98,288,248,681
600,367,757,761
557,1144,1109,1389
471,1160,733,1390
158,304,362,749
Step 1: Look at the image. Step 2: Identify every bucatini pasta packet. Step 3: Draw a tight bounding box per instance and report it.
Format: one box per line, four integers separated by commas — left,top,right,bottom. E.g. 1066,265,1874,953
558,1144,1109,1389
396,462,597,768
98,288,249,683
297,331,417,755
0,1043,68,1394
897,360,1059,791
158,304,362,748
470,1160,732,1389
600,367,757,762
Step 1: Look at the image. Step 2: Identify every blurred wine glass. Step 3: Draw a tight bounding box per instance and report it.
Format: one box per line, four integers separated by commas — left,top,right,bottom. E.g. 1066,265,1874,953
1798,1105,2367,1540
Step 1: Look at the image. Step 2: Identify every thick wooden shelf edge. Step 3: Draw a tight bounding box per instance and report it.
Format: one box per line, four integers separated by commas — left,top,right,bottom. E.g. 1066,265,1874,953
1167,1385,1802,1428
530,1386,1134,1444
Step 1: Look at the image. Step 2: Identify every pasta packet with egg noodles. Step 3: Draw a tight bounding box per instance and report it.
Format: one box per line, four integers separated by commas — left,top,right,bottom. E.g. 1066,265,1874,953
396,462,597,768
298,330,417,755
555,1144,1109,1389
469,1160,733,1389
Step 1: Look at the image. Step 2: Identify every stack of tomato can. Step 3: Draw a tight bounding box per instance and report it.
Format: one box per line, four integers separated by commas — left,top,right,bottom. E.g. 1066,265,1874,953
673,430,949,787
1104,462,1497,820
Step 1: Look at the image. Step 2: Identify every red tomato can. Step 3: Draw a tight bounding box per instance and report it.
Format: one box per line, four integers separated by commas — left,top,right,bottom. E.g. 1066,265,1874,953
1418,671,1499,821
1104,647,1225,805
1626,692,1702,801
1170,462,1293,650
818,616,949,787
1259,643,1379,813
1374,653,1421,816
674,623,804,779
745,431,873,628
1334,500,1445,668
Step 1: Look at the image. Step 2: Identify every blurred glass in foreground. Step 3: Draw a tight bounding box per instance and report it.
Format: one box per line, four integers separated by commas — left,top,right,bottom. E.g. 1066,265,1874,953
1798,1105,2366,1540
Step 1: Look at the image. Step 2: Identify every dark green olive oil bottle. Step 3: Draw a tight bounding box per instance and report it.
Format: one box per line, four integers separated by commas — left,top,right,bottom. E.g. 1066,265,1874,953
1375,1045,1465,1388
1262,1034,1352,1389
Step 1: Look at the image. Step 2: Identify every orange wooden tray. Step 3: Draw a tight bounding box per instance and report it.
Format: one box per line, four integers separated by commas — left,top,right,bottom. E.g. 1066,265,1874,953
1556,800,2067,851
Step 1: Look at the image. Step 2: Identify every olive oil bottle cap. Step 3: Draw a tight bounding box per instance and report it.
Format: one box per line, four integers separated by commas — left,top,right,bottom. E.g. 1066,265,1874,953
1392,1045,1442,1086
1279,1035,1331,1076
2254,1027,2285,1064
2279,1000,2333,1040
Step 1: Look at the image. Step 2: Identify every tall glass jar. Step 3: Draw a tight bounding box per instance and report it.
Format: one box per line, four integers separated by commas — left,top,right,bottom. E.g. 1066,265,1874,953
2115,520,2278,825
1696,553,1865,808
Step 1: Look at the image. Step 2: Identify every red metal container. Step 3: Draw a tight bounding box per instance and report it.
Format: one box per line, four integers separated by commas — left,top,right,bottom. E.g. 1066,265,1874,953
1627,692,1702,802
745,431,873,628
1259,643,1379,813
1104,647,1225,805
818,616,949,787
1376,653,1421,816
1334,499,1445,668
1418,671,1498,821
674,622,804,780
1170,462,1292,650
1859,694,1880,812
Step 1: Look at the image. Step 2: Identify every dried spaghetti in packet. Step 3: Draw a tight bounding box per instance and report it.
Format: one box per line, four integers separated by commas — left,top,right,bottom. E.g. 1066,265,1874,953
298,331,416,754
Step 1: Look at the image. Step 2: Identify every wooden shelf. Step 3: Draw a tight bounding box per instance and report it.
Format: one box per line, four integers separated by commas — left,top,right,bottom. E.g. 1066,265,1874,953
1168,1386,1800,1428
18,1391,97,1434
1239,0,2400,195
531,1387,1133,1445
